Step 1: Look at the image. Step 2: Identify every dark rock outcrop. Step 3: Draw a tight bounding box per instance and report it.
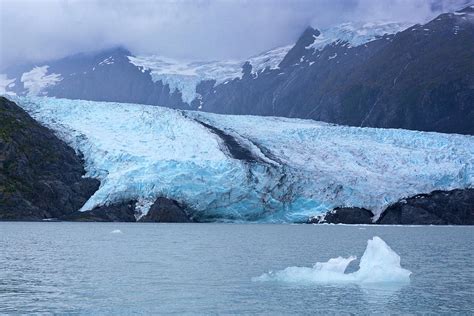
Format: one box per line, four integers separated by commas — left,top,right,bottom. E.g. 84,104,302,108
140,197,192,223
61,200,137,222
311,189,473,225
192,118,263,163
377,189,474,225
0,97,100,220
310,207,374,224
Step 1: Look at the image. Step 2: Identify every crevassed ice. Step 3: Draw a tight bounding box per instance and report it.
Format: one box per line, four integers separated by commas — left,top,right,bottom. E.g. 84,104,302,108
17,97,474,222
253,236,412,284
190,111,474,219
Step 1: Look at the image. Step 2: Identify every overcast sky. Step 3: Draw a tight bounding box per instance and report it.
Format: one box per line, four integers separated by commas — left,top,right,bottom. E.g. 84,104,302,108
0,0,471,68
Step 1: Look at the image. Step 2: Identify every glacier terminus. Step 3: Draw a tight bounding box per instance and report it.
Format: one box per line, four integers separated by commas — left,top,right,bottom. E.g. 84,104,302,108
16,97,474,223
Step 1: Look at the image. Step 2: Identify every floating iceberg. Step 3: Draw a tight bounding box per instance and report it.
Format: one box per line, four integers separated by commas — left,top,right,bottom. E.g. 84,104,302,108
16,97,474,222
253,236,411,284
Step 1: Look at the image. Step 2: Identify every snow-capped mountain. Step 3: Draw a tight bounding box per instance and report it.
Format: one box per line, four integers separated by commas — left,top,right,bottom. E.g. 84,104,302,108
0,20,407,103
199,5,474,135
15,96,474,223
1,5,473,134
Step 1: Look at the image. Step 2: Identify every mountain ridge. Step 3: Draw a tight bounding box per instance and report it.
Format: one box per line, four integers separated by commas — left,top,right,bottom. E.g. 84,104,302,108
1,5,473,134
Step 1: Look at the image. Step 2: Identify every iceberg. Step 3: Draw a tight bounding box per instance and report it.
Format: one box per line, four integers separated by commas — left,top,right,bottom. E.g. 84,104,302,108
16,97,474,222
253,236,412,284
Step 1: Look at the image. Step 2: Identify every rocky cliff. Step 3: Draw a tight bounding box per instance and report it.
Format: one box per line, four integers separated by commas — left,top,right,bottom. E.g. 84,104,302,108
0,97,99,220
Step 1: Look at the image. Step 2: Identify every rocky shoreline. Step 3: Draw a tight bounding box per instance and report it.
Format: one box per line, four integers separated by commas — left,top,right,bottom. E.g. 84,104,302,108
311,189,474,225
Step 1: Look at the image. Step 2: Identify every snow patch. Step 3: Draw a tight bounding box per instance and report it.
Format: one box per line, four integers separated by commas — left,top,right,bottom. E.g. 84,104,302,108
99,56,114,66
307,21,411,52
0,74,16,96
20,66,62,96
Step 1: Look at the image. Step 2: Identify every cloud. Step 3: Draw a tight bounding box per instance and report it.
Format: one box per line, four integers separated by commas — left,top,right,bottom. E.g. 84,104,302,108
0,0,471,69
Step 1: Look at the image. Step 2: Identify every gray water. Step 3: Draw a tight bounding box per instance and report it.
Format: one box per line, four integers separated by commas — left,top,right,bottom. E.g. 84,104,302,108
0,223,473,314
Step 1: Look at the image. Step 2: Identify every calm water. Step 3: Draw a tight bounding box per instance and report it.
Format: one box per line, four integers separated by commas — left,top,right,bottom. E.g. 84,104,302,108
0,223,473,314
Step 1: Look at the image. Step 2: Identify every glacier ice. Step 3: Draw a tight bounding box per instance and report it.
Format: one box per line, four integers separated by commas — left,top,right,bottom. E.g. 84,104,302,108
253,236,412,284
307,21,412,51
128,45,292,104
16,97,474,222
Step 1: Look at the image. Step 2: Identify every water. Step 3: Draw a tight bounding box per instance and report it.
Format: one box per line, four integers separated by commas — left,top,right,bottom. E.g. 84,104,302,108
0,223,473,314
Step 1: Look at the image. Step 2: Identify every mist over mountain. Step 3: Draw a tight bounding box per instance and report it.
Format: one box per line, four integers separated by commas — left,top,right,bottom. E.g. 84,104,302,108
2,4,473,134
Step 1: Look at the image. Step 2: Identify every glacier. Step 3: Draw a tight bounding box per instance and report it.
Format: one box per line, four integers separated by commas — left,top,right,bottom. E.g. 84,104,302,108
16,97,474,222
128,45,292,104
253,236,411,284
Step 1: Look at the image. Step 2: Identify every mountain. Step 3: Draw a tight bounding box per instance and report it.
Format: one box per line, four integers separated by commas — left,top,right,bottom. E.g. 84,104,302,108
0,45,291,109
199,6,474,134
0,47,189,108
1,6,473,134
12,96,473,224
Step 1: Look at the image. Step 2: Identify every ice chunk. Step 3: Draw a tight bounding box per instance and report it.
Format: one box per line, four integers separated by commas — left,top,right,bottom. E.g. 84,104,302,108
253,236,411,284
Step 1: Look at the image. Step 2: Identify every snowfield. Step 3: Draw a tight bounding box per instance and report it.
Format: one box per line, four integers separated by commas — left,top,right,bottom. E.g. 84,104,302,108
17,97,474,222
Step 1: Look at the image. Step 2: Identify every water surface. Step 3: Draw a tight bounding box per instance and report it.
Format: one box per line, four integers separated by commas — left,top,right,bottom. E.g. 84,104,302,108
0,223,472,314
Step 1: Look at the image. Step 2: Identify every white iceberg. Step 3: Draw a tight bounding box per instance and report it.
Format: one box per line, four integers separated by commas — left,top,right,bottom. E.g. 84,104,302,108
253,236,411,284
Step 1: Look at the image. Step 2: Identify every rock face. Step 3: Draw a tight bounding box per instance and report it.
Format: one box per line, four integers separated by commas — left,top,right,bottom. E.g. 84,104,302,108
377,189,474,225
140,197,192,223
61,201,137,222
63,197,193,222
312,189,474,225
0,97,99,220
311,207,374,224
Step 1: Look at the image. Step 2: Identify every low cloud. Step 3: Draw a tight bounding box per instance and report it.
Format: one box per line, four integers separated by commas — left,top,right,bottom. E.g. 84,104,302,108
0,0,470,69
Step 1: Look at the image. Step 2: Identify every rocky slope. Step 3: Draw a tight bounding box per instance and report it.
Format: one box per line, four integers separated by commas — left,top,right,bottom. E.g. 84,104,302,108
0,97,99,220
